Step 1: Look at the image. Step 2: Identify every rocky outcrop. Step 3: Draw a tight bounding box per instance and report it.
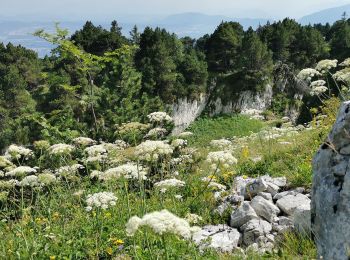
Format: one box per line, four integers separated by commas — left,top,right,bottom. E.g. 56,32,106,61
312,101,350,260
195,175,311,254
208,84,273,116
171,94,207,135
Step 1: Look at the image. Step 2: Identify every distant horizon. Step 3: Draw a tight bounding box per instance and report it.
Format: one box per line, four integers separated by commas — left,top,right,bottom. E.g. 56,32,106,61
1,0,350,23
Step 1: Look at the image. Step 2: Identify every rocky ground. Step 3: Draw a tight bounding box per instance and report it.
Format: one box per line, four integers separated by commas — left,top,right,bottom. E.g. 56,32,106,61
193,175,311,254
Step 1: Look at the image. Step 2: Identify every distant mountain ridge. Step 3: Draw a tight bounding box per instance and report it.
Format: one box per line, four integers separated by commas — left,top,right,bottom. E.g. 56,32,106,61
299,4,350,25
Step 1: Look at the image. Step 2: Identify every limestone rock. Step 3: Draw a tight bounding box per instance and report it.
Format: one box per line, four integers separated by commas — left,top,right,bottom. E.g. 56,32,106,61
192,225,241,252
245,177,268,198
293,204,311,234
251,196,280,222
276,193,310,215
230,202,259,228
241,219,272,246
257,192,273,201
312,101,350,260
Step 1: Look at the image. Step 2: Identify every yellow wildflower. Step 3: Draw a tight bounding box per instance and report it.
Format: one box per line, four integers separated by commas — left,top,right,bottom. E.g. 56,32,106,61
106,247,113,255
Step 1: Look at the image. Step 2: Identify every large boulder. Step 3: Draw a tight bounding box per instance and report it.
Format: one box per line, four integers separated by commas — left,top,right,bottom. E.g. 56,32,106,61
312,101,350,260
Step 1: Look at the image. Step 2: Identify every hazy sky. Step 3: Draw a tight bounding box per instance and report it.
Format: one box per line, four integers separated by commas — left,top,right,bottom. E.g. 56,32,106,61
1,0,350,21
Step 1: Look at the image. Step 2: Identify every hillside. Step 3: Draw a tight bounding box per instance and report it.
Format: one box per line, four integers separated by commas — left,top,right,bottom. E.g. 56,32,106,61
299,4,350,25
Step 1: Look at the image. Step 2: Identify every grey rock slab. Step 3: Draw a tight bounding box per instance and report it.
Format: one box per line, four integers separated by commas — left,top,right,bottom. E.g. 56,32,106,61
241,219,272,246
257,192,273,201
276,193,310,216
293,204,311,234
192,225,241,252
250,196,280,222
230,202,259,228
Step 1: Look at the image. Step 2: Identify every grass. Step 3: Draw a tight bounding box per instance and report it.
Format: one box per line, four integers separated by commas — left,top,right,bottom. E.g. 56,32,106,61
186,115,265,147
0,113,324,259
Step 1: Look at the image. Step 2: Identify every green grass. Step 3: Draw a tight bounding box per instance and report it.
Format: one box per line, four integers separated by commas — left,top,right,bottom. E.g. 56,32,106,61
0,114,322,259
186,115,265,146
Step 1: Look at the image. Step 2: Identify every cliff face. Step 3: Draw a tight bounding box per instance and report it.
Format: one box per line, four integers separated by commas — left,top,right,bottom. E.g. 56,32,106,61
171,67,304,134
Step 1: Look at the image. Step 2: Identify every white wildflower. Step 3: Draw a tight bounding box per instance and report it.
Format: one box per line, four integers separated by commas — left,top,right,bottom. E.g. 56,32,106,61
144,128,168,138
20,175,39,187
5,166,37,177
48,144,75,155
297,68,321,81
147,112,173,123
310,86,328,96
99,163,148,181
174,194,183,200
310,80,326,87
37,173,57,185
315,59,338,73
177,132,193,138
154,178,185,189
209,139,232,150
135,140,173,161
0,156,14,168
114,140,129,150
340,58,350,67
171,139,187,149
55,164,84,176
85,192,117,211
73,137,96,146
125,209,199,239
84,145,107,157
5,144,33,160
206,151,237,169
185,213,203,224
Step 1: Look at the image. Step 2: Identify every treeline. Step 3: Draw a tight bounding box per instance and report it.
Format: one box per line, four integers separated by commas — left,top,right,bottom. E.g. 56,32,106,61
1,18,350,149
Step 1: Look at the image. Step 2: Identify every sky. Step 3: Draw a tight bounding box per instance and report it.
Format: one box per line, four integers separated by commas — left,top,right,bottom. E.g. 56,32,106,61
1,0,350,21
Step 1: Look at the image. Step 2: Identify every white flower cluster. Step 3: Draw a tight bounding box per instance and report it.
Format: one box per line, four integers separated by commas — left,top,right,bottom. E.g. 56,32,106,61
135,140,173,161
20,175,39,187
84,145,107,157
333,68,350,83
49,144,75,155
73,137,96,146
114,140,129,150
37,173,57,185
144,127,168,139
297,68,321,81
171,139,187,149
85,192,117,211
209,139,232,150
315,59,338,73
309,80,328,96
177,131,193,138
147,112,173,123
185,213,203,224
6,145,33,160
55,164,84,176
99,163,148,181
170,154,194,166
117,122,150,135
125,209,200,239
5,166,37,177
340,58,350,67
154,178,185,189
310,86,328,96
206,151,237,169
0,156,13,168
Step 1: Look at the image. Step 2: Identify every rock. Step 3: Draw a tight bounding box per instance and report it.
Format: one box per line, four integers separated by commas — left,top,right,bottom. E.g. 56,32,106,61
273,190,298,200
266,182,280,196
192,225,241,252
261,175,287,187
276,193,310,216
245,177,268,198
230,202,259,228
293,204,311,234
241,219,272,246
312,101,350,259
257,192,273,201
250,196,280,222
232,176,253,196
278,216,293,226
